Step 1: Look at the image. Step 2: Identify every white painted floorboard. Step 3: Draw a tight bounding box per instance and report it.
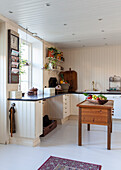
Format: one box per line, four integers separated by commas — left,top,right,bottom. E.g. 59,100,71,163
0,120,121,170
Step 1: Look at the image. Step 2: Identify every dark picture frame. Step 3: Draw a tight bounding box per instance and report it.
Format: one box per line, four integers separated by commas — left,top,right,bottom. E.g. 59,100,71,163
8,29,19,84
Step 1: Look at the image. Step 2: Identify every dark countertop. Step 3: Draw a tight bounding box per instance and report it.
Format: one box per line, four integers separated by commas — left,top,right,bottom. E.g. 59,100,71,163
74,91,121,95
8,93,68,101
8,91,121,101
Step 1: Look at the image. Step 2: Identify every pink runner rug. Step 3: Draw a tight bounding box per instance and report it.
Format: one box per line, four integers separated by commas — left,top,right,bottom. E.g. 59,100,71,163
38,156,102,170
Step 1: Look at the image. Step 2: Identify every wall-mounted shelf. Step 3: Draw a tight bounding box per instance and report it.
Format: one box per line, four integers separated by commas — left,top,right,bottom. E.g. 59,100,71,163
43,68,62,72
109,75,121,91
46,57,64,63
109,80,121,82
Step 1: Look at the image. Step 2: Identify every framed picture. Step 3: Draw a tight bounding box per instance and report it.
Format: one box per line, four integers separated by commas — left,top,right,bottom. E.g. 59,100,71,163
8,29,19,84
11,34,19,51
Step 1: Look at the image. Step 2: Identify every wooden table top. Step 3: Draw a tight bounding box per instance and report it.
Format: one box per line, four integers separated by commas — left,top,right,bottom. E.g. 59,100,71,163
77,100,114,109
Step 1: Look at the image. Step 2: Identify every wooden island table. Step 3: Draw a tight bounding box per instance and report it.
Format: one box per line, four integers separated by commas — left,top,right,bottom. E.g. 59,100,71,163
77,100,114,150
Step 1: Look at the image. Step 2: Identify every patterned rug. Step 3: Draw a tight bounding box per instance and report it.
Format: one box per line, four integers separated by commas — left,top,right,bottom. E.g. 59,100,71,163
38,156,102,170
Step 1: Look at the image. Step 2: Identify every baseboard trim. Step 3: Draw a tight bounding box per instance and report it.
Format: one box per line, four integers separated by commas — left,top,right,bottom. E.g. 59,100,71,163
69,115,78,120
9,136,40,147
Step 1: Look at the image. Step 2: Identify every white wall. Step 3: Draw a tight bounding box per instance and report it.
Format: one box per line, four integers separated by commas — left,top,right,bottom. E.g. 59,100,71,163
62,45,121,92
0,22,8,144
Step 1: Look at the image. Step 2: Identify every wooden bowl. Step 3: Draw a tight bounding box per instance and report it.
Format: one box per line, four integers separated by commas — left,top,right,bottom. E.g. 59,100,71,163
98,100,108,105
87,99,108,105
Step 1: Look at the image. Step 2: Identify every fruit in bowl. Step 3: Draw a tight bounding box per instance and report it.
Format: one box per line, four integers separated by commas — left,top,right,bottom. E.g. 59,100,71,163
87,95,92,99
84,93,108,105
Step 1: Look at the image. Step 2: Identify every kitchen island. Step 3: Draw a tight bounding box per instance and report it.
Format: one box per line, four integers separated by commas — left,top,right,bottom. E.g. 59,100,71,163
77,100,114,150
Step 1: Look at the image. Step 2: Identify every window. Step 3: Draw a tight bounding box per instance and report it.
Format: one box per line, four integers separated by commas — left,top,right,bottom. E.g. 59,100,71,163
19,39,32,92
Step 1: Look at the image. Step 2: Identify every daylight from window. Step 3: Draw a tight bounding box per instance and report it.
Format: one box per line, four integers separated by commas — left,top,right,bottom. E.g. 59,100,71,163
20,40,31,92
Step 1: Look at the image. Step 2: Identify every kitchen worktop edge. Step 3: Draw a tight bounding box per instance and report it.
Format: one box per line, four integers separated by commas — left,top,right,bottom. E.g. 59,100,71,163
8,91,121,101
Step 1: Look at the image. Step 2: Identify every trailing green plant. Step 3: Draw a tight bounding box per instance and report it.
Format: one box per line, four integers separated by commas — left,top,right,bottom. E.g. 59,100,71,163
48,57,57,68
19,42,28,75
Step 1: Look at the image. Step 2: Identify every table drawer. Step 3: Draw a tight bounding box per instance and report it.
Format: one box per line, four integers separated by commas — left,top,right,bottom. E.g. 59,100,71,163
81,108,108,116
81,115,108,125
81,108,108,125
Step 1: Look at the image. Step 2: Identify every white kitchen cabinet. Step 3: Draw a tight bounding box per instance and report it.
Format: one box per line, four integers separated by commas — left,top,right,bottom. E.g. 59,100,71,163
105,95,121,119
70,94,78,115
8,100,43,146
47,94,71,120
78,94,86,103
70,94,85,115
63,94,70,118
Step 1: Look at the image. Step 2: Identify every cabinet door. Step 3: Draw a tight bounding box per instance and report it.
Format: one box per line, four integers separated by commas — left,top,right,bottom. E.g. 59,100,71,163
112,96,121,119
35,101,43,137
9,101,36,138
47,96,63,119
70,94,79,115
63,94,70,118
105,95,121,119
78,94,86,103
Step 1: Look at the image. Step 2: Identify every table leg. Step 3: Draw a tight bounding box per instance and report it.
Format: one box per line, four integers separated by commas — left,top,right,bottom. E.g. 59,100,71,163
78,108,82,146
110,116,112,133
107,124,111,150
87,124,90,131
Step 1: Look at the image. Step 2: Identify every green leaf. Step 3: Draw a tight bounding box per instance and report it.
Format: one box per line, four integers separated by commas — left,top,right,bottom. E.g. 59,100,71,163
83,93,88,96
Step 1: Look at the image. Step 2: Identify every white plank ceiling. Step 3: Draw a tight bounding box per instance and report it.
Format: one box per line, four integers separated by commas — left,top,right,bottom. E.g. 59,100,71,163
0,0,121,48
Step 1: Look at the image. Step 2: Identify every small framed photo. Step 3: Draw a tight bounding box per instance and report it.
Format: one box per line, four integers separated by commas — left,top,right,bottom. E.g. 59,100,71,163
11,34,19,51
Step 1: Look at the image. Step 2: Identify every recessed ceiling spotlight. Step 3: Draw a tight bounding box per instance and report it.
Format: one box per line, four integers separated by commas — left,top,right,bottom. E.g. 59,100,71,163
101,30,104,32
46,3,50,6
9,11,13,14
64,24,67,26
98,18,103,21
72,33,75,36
32,33,37,36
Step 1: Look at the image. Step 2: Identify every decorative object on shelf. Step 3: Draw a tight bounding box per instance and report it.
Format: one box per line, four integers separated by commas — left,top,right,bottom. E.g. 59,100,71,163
8,30,19,84
43,47,64,71
59,68,77,92
60,73,70,92
48,57,57,69
107,75,121,91
47,47,64,62
48,47,57,58
61,83,70,92
55,85,62,94
29,87,38,95
28,91,34,96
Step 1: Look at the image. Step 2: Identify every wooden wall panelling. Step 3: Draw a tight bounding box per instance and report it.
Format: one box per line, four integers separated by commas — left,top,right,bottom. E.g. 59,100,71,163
62,45,121,92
